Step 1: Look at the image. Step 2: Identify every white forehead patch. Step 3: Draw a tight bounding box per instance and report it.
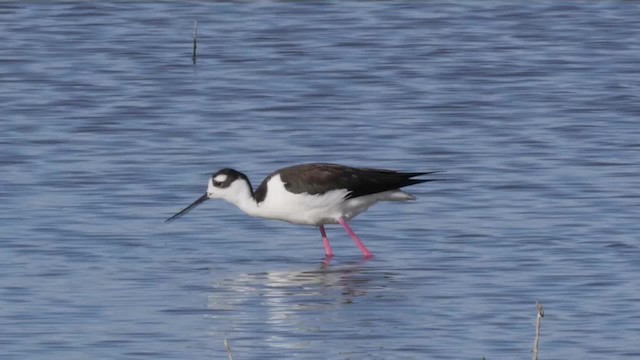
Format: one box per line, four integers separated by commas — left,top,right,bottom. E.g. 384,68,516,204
213,174,228,183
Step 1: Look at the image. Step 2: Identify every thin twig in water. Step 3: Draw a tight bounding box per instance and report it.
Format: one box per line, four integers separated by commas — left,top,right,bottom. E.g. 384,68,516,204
224,338,233,360
192,20,198,64
532,302,544,360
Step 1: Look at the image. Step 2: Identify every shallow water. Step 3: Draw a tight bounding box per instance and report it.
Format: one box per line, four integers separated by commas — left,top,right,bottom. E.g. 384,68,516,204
1,1,639,359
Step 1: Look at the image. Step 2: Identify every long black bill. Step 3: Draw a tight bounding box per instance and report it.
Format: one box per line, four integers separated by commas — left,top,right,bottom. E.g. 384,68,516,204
165,193,208,223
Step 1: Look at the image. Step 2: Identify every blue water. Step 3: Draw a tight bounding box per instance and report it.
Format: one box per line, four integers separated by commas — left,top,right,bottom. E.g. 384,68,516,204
1,2,639,359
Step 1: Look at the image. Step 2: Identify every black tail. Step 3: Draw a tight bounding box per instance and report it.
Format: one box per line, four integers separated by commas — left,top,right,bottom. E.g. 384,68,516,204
346,170,441,199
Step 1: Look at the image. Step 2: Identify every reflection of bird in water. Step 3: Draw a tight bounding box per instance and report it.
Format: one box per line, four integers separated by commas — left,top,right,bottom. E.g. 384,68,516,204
166,163,437,258
208,259,374,314
206,260,389,353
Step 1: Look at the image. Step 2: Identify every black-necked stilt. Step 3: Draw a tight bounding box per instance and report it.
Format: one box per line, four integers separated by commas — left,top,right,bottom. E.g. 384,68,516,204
165,163,438,258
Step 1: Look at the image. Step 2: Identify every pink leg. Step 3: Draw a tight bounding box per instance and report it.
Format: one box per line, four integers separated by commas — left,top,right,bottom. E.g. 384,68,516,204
319,225,334,258
337,217,373,258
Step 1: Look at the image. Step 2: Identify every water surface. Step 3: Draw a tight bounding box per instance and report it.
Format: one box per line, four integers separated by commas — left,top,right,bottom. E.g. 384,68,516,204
1,2,639,359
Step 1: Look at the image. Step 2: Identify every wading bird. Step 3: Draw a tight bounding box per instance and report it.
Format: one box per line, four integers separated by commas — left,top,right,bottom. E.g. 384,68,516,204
166,163,437,258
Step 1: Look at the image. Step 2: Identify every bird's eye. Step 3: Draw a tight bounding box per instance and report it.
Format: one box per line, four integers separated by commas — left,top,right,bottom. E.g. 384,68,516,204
212,180,222,187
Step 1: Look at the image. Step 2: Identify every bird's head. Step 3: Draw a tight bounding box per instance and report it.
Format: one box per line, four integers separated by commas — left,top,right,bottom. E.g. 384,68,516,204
165,168,252,222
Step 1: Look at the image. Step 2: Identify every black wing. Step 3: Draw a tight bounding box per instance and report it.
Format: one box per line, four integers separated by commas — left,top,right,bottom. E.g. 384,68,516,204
265,163,437,200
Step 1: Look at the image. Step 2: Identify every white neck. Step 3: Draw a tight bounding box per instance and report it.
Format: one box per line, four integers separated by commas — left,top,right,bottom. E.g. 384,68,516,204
219,180,263,218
